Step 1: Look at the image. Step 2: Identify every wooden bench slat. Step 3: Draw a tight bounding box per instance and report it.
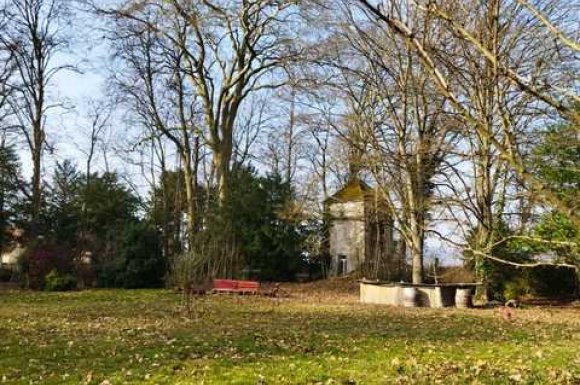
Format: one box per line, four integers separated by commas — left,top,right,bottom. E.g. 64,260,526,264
212,279,260,294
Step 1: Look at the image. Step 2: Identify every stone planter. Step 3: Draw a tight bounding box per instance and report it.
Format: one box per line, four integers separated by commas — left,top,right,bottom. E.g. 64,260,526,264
455,288,473,308
402,287,419,307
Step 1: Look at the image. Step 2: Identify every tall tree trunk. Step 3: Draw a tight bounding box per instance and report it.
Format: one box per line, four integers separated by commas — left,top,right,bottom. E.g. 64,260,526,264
31,49,45,232
473,0,500,302
410,220,425,284
473,139,494,301
182,151,196,250
31,134,42,232
214,137,233,205
286,90,296,184
0,176,5,256
192,135,200,232
410,245,423,284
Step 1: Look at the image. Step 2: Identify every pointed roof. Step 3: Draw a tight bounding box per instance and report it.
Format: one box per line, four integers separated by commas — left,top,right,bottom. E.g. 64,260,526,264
326,178,373,203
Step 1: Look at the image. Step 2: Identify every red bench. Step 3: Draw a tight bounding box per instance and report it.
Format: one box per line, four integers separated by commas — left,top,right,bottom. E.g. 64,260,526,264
236,280,260,294
212,279,259,295
212,279,237,293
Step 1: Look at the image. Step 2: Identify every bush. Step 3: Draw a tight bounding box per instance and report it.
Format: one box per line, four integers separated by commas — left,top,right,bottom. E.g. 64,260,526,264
501,267,577,301
438,266,475,284
169,250,212,289
23,240,71,290
503,277,532,300
44,269,77,291
529,266,578,298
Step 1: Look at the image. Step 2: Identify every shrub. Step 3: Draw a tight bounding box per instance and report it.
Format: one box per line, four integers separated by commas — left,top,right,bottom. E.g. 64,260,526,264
500,267,577,301
44,269,77,291
503,277,532,300
169,251,198,289
438,266,475,284
23,240,71,290
529,266,577,298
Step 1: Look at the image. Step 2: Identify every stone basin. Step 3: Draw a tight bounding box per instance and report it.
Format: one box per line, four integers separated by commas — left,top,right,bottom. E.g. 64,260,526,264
359,280,479,308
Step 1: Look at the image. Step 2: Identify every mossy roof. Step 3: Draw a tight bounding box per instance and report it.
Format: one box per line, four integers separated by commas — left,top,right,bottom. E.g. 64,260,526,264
326,178,374,203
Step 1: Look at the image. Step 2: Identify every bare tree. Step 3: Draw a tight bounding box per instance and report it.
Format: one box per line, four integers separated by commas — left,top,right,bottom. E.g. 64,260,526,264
351,0,579,280
354,0,580,230
516,0,579,52
423,0,578,279
305,118,332,201
100,0,303,205
80,101,111,184
74,100,112,252
0,7,16,131
109,14,202,247
232,94,269,166
258,87,306,184
432,0,526,298
1,0,71,230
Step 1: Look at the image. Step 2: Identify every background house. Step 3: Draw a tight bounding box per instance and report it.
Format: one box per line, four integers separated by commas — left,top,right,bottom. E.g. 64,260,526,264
1,228,24,268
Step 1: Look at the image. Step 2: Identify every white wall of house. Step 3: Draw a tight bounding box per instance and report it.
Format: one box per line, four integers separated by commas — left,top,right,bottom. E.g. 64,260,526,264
1,245,25,266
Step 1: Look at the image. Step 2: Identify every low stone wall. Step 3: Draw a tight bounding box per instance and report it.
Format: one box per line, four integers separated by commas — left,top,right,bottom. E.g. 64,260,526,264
360,281,476,308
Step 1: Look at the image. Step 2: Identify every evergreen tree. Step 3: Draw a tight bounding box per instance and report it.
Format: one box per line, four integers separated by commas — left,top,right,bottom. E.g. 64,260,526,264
149,170,197,259
0,145,22,253
99,221,164,288
218,165,305,281
46,160,82,248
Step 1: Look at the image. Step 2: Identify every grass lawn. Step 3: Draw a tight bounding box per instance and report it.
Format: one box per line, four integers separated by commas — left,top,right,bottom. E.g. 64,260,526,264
0,283,579,384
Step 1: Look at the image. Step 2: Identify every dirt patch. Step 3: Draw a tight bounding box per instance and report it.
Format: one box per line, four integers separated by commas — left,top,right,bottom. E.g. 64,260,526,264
279,277,360,304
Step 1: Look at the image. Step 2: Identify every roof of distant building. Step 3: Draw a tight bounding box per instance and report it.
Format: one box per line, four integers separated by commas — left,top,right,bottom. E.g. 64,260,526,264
326,178,374,203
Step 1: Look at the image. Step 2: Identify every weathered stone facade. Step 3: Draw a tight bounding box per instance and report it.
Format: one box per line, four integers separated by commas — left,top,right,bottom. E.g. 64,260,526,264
326,179,400,278
328,200,366,275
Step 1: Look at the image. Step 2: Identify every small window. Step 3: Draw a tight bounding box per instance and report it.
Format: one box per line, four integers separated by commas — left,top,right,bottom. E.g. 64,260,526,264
339,255,348,276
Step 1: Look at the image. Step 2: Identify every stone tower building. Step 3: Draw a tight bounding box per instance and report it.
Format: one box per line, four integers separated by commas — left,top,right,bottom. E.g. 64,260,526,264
326,179,400,279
